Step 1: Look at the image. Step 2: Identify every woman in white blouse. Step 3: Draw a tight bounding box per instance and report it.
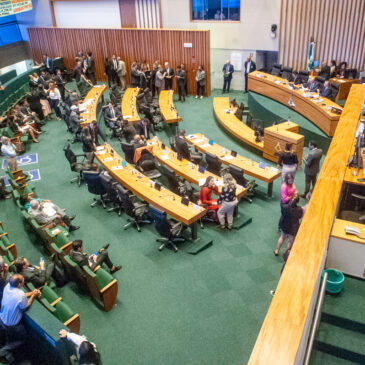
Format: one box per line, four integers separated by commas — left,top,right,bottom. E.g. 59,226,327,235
49,82,62,120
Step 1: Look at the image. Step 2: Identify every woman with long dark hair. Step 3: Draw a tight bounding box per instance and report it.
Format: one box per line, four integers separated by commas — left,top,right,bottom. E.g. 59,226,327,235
200,176,220,221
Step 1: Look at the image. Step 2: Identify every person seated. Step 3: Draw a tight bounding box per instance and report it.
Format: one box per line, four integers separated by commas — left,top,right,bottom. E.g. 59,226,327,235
59,329,101,365
122,120,137,143
17,101,45,128
319,80,331,97
136,118,155,140
305,78,320,92
104,102,122,129
0,256,9,304
175,129,202,163
336,61,347,78
14,256,55,288
199,176,220,221
318,61,330,80
69,240,121,274
27,199,80,232
7,111,41,143
329,60,337,78
29,74,39,89
133,134,146,150
69,105,81,133
288,71,301,85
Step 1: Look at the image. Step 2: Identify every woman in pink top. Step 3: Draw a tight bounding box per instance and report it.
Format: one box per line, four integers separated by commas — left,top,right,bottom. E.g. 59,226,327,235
281,173,296,203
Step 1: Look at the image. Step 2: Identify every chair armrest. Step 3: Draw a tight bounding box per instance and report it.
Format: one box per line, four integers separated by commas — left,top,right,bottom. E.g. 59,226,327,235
100,279,118,294
352,193,365,200
50,242,63,254
50,297,62,306
64,313,80,334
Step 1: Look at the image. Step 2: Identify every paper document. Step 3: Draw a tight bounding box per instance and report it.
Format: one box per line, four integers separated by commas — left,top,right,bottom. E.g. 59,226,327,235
221,155,234,161
160,155,169,161
271,167,279,172
43,203,56,217
201,143,210,148
112,166,123,170
274,80,281,84
198,178,206,186
96,150,105,155
103,157,113,162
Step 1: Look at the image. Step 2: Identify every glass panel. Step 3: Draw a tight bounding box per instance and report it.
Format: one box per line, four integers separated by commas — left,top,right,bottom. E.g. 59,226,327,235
192,0,240,21
0,23,22,46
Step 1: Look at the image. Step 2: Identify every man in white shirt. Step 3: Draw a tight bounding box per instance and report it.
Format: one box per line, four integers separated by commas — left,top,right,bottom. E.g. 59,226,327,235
117,57,126,90
244,56,256,92
0,137,17,171
0,274,40,362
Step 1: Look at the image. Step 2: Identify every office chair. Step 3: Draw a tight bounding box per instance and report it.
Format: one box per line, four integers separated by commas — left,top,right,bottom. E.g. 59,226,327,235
298,70,309,84
149,206,186,252
281,67,293,80
271,63,282,76
160,165,180,195
63,142,92,186
99,173,123,215
136,149,161,179
120,191,151,232
169,136,177,152
228,165,257,203
205,152,222,175
103,106,123,140
61,113,72,133
83,171,108,208
329,82,339,101
121,142,135,164
315,76,326,88
344,68,357,79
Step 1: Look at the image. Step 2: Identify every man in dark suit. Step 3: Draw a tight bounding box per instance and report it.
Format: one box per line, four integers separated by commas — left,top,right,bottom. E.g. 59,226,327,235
163,62,174,90
222,60,234,93
14,256,55,288
55,69,69,101
176,64,187,101
319,80,331,97
43,54,54,74
69,240,121,273
131,64,141,87
244,56,256,92
289,71,301,85
175,129,202,164
38,71,50,89
136,118,155,140
86,51,96,85
104,102,122,129
88,120,106,146
318,61,330,80
110,55,119,86
301,140,323,197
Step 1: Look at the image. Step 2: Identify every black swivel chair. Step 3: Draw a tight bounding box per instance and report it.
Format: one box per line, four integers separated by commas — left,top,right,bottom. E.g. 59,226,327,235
160,165,180,195
315,76,326,89
120,191,151,232
281,67,293,80
205,152,222,175
149,206,186,252
271,63,282,76
299,70,309,84
99,173,123,215
136,150,161,180
228,165,257,203
121,142,135,164
169,137,177,152
63,142,92,186
83,171,108,208
329,82,340,101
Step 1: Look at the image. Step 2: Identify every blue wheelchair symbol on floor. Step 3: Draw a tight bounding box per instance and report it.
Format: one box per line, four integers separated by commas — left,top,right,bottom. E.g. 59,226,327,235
2,169,41,186
2,153,38,169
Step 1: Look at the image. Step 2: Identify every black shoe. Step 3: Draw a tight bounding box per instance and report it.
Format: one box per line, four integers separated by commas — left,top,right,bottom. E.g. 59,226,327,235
102,243,110,251
110,265,122,273
69,215,76,221
69,225,80,232
299,194,307,199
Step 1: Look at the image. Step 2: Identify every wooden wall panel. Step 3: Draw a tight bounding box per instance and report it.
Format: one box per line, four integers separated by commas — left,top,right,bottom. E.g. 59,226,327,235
27,27,210,96
119,0,137,28
279,0,365,71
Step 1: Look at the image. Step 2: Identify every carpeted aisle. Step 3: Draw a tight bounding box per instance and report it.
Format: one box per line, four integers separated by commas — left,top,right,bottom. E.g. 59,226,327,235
0,85,329,365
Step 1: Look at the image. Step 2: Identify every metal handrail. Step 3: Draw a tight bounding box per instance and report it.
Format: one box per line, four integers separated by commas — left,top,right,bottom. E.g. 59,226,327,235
303,272,328,365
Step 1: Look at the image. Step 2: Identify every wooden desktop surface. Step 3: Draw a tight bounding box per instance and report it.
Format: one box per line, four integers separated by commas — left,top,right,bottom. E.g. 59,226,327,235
148,137,247,199
159,90,182,124
248,85,365,365
331,218,365,245
121,88,141,124
80,85,107,127
213,97,264,151
248,71,342,136
95,143,206,225
329,77,361,100
185,133,281,184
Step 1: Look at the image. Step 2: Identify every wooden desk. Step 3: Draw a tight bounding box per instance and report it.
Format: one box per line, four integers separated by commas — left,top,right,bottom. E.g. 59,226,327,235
148,137,247,199
121,88,141,124
80,85,107,127
248,71,342,136
185,133,281,197
327,218,365,278
248,85,365,365
329,77,361,100
94,143,206,238
263,121,304,165
213,97,264,151
159,90,182,124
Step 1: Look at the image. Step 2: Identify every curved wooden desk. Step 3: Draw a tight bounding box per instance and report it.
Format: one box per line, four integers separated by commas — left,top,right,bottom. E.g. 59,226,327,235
94,143,205,226
159,90,182,124
248,85,365,365
248,71,342,136
329,77,361,100
185,133,281,197
148,137,246,199
80,85,107,127
121,88,141,124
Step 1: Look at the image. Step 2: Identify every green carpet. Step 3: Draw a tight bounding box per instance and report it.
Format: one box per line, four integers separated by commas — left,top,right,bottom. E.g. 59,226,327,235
1,86,333,364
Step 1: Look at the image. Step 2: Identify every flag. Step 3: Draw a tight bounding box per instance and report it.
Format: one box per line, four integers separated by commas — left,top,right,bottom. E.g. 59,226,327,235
307,41,315,71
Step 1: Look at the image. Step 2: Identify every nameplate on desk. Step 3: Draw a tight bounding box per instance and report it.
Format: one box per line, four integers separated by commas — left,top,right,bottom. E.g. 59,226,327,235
103,157,113,162
112,166,123,170
193,139,204,144
160,155,169,161
96,146,104,151
221,155,234,161
96,150,106,155
256,74,262,78
201,143,210,148
124,115,132,119
274,80,281,84
270,167,279,172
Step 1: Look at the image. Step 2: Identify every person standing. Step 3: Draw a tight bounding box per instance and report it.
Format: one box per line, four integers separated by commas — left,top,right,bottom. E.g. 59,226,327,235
110,55,119,86
131,63,141,87
244,56,256,92
117,57,126,90
55,69,70,101
217,173,238,230
86,52,96,85
163,62,174,90
0,274,41,363
155,65,166,96
1,137,18,171
151,61,159,98
195,65,206,99
48,82,62,120
301,141,322,197
104,57,112,88
176,64,187,102
277,143,298,180
43,54,54,74
222,60,234,93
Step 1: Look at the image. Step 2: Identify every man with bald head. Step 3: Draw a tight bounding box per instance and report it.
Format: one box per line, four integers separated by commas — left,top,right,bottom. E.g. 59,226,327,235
244,56,256,92
163,62,174,90
222,59,234,93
